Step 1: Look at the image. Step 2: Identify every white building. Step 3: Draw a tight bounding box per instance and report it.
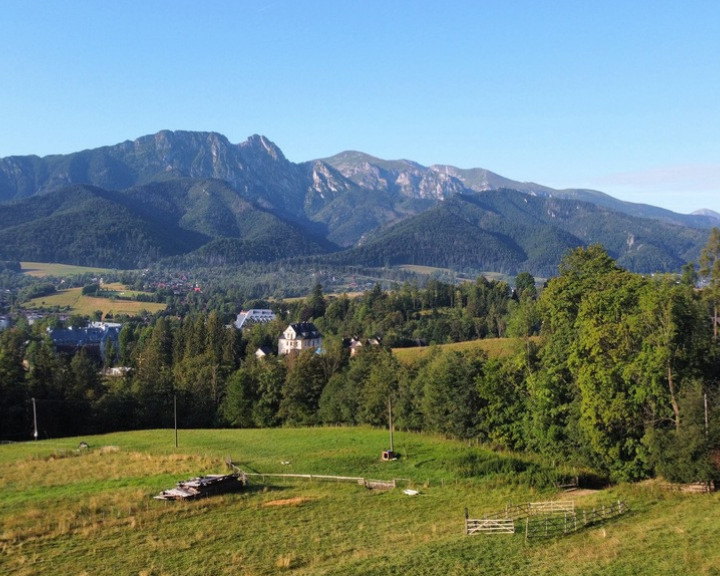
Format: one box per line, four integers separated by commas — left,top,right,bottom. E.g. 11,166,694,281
234,309,276,330
278,322,323,355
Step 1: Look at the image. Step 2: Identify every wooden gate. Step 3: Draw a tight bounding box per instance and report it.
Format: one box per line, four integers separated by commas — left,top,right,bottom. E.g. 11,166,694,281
464,508,515,535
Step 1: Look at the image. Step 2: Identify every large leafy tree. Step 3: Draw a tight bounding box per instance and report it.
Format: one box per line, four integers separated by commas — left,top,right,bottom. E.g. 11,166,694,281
632,276,707,433
569,268,648,480
477,352,531,450
131,318,175,427
699,227,720,340
0,326,30,440
221,366,257,428
530,245,619,457
279,349,327,426
418,350,483,439
252,355,286,427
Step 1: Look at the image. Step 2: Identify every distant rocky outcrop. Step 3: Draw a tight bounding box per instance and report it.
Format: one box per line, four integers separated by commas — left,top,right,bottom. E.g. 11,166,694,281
0,131,716,274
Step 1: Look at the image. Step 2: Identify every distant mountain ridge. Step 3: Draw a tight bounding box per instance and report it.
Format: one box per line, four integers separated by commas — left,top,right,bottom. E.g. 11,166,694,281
0,130,715,275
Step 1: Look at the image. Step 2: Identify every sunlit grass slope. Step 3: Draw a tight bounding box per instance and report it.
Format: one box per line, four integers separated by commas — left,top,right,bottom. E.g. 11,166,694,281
20,261,117,277
23,286,166,317
393,337,539,363
1,428,719,576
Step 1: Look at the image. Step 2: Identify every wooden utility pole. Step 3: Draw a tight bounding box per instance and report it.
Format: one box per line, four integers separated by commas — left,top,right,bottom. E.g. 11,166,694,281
32,397,38,440
174,394,178,448
388,397,394,453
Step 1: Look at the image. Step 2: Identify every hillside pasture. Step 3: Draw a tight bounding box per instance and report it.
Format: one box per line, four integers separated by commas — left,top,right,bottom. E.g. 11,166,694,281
24,286,166,318
397,264,504,282
20,261,116,278
393,337,538,363
1,428,718,575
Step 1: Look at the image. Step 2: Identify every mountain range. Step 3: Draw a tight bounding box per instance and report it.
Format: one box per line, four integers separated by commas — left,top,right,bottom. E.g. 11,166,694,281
0,130,716,276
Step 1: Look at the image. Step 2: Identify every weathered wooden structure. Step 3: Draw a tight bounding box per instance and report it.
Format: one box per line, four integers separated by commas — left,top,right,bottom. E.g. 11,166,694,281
154,471,248,500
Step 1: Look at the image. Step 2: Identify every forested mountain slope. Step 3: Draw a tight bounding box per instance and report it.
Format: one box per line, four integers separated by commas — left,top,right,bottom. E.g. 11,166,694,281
0,131,714,274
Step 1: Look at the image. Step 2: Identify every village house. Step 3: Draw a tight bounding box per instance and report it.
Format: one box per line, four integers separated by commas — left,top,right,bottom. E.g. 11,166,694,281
254,345,273,359
48,321,122,363
348,337,382,357
234,309,276,330
278,322,323,355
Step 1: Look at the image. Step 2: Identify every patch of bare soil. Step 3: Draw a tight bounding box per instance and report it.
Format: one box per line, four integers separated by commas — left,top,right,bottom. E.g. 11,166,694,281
263,497,309,507
563,488,599,497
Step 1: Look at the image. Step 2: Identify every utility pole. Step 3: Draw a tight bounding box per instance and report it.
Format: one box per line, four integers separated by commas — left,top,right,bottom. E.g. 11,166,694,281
174,394,178,448
32,397,38,440
388,397,394,453
705,392,709,439
382,397,396,461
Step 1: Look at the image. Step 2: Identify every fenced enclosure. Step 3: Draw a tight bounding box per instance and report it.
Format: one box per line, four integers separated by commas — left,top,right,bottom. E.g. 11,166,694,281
465,499,629,539
505,500,575,517
524,500,629,539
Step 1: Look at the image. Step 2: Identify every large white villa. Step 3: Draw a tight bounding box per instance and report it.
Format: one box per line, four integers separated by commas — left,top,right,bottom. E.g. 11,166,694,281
278,322,323,355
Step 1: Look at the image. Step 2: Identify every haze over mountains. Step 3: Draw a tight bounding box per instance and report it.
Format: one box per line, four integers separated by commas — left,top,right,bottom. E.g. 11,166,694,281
0,130,716,276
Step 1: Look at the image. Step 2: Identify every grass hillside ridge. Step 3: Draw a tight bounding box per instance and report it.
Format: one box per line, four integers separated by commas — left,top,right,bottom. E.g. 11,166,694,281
1,428,719,575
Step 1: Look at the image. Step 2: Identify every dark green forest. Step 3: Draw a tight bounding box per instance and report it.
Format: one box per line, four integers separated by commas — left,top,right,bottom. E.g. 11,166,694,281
2,239,720,485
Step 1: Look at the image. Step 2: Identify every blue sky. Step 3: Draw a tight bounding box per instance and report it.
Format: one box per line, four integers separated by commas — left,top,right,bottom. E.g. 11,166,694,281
1,1,719,214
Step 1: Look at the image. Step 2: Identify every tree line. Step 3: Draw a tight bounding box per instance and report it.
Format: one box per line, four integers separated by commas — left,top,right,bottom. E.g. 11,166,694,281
2,235,720,484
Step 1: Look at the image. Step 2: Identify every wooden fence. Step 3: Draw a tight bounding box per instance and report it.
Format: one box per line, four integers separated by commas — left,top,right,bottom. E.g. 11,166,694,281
241,472,398,490
245,472,364,484
524,500,629,540
465,516,515,535
483,500,574,521
465,499,628,538
656,481,715,494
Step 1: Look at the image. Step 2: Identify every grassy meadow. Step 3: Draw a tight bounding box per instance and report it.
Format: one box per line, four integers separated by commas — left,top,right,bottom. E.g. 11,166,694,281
392,337,539,364
1,428,719,575
20,262,117,278
396,265,506,281
24,286,166,318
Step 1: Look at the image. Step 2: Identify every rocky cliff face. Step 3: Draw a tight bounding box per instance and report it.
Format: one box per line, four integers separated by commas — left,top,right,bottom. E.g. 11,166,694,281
1,130,717,245
0,131,716,274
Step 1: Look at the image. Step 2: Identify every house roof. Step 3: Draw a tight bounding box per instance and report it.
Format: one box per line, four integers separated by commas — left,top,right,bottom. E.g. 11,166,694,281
287,322,322,339
235,309,276,330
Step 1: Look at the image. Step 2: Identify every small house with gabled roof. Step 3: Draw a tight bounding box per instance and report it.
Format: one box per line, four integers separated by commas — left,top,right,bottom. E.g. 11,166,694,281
278,322,323,355
254,345,273,359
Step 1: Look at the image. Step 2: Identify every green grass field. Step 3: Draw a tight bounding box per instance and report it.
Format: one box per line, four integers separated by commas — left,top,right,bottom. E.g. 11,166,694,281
397,265,507,282
24,286,166,318
20,261,117,278
392,337,539,363
1,428,718,575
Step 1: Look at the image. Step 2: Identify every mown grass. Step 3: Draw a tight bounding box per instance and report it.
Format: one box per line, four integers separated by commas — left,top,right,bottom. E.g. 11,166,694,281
396,265,505,282
1,428,719,575
24,286,166,318
20,262,117,278
393,337,539,364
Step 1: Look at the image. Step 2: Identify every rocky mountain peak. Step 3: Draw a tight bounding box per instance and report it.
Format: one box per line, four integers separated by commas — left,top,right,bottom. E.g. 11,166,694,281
240,134,286,163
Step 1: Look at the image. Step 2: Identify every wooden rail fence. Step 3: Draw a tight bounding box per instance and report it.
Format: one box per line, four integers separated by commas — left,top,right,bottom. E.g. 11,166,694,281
656,481,715,494
465,499,629,538
241,472,398,490
524,500,629,540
